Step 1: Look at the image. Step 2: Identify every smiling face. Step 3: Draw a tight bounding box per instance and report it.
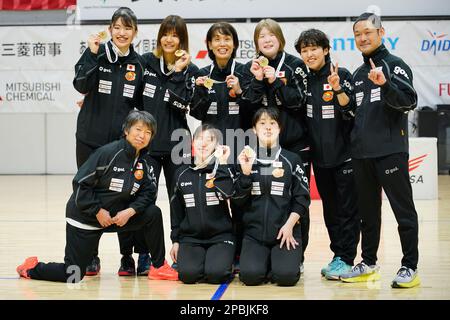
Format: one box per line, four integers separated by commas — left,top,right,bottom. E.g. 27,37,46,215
109,17,137,52
257,27,281,59
160,29,181,55
353,20,385,55
208,30,235,63
300,45,328,71
253,112,281,148
125,120,152,152
193,129,218,163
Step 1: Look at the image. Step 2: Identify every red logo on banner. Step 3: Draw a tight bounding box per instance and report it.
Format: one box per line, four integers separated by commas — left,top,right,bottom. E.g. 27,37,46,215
408,154,428,172
196,50,208,59
439,83,450,96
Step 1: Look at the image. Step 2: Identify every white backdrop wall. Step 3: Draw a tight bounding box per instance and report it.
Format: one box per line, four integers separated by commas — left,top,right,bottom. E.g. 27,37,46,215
0,21,448,176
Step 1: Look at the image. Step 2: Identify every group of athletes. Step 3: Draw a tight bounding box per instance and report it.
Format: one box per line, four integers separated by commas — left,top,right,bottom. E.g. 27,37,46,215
16,7,420,289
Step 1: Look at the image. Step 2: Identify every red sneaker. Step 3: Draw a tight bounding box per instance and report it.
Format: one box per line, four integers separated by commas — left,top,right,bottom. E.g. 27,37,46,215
148,260,178,281
16,257,39,279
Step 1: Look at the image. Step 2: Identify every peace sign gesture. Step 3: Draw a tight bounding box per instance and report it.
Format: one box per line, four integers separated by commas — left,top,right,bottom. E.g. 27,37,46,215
327,62,341,91
368,58,386,86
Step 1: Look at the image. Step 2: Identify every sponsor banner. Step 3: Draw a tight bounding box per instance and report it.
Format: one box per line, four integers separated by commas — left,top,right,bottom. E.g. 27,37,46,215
76,0,450,20
0,21,448,112
0,70,79,112
408,138,438,200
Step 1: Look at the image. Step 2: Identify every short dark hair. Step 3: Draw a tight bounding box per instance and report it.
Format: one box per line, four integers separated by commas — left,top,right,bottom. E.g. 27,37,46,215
206,22,239,60
252,107,282,129
295,28,330,53
353,12,382,31
154,15,189,58
193,123,222,144
122,110,157,138
111,7,138,31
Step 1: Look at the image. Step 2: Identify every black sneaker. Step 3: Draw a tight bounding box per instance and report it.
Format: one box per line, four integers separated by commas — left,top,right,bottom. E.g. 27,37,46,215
137,253,151,276
118,255,135,276
85,256,101,276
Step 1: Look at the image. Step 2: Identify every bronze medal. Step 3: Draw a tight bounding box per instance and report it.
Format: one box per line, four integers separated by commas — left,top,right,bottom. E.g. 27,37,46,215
229,88,236,98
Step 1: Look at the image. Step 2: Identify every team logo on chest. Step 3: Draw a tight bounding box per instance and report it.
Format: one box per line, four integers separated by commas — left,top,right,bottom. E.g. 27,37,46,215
322,91,334,102
125,71,136,81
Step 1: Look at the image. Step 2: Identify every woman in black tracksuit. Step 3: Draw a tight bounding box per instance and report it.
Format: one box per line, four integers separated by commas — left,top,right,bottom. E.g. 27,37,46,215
16,111,178,283
72,7,146,277
295,29,360,280
138,15,199,271
190,22,248,145
234,107,310,286
189,22,248,269
141,14,199,205
169,124,235,284
240,19,310,267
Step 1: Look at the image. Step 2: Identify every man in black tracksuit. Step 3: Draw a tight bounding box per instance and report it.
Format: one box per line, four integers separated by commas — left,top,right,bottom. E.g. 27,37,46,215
170,161,236,284
340,13,420,288
73,38,146,276
241,50,311,266
19,120,168,283
295,29,360,280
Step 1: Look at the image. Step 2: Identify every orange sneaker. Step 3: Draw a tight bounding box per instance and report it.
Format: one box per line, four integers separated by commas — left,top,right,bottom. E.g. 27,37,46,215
16,257,39,279
148,260,178,281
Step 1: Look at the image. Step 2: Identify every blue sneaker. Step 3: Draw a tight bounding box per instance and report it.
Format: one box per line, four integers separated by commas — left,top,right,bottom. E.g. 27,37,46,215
325,258,352,280
171,262,178,271
137,253,151,276
321,257,340,277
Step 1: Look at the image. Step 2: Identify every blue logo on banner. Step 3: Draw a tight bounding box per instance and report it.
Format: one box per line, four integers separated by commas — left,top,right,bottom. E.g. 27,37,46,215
331,37,399,51
421,31,450,55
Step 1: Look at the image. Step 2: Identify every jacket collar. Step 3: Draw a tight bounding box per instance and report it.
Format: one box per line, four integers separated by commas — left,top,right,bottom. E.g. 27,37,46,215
121,138,148,160
363,44,389,65
310,59,332,78
268,51,284,67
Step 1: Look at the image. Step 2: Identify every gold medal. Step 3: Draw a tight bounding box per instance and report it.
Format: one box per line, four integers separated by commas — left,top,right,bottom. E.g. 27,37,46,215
259,56,269,67
204,78,214,89
272,168,284,178
205,178,216,189
98,30,108,42
243,145,255,159
175,49,185,58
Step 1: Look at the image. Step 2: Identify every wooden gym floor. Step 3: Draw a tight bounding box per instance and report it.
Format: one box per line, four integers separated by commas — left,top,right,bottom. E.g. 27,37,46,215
0,175,449,300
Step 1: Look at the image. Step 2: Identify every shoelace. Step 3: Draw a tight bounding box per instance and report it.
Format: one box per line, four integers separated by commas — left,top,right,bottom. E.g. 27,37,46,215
353,263,367,273
397,267,412,278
